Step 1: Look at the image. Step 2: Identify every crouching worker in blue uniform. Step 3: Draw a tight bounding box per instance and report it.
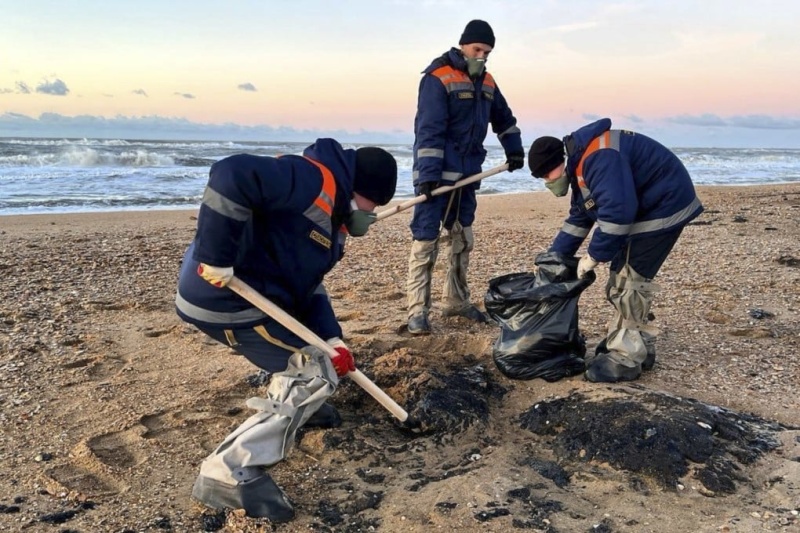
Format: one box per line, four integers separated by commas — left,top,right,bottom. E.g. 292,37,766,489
528,118,704,383
175,139,397,522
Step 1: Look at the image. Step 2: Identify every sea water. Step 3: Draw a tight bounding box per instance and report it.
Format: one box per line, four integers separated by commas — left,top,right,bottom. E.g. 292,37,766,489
1,137,798,216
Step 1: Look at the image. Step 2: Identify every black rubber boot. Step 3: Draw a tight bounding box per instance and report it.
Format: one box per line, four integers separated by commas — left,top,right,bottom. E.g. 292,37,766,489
585,352,642,383
443,304,489,323
407,313,431,335
192,471,295,522
642,345,656,371
303,402,342,429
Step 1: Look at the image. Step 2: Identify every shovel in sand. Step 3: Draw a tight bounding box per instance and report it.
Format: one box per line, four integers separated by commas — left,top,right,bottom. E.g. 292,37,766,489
374,163,509,222
227,276,412,424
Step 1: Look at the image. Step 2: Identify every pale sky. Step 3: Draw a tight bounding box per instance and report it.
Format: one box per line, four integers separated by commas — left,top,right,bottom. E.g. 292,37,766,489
2,0,800,147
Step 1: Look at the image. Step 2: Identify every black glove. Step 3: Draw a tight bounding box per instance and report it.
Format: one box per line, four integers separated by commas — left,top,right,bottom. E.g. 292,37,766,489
505,150,525,172
417,181,438,200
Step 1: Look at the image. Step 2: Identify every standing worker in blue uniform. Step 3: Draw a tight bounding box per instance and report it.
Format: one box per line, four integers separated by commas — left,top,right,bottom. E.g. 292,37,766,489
175,138,397,522
528,118,704,383
406,19,525,335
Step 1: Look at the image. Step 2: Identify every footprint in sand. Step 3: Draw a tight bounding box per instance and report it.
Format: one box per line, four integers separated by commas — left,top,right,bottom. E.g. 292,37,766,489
43,463,124,498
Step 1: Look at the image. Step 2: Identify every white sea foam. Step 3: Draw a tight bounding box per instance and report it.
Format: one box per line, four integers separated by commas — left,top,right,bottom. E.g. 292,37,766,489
0,137,798,215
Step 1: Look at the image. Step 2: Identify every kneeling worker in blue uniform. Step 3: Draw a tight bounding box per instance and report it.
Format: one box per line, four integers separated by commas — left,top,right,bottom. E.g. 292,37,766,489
528,118,704,383
175,139,397,521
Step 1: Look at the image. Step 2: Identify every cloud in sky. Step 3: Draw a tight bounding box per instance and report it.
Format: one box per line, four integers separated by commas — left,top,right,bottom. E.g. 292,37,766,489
15,81,31,94
0,88,12,94
728,115,800,130
0,112,414,144
35,78,70,96
174,92,195,99
132,89,148,97
623,114,644,124
1,112,798,148
237,82,257,92
666,113,800,129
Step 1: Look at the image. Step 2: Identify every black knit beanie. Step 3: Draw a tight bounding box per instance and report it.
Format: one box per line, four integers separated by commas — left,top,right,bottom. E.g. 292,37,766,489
354,147,397,206
459,19,495,47
528,136,565,178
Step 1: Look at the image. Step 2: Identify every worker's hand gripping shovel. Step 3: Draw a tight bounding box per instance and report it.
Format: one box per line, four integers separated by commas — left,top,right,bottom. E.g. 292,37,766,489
375,163,509,222
227,276,412,424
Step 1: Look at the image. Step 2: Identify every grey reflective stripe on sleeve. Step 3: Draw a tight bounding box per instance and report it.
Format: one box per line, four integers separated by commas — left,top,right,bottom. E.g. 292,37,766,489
498,125,521,139
560,222,591,238
175,291,266,324
313,284,329,296
629,196,703,235
443,81,474,93
412,170,463,182
609,130,621,149
303,204,333,234
202,186,251,222
596,219,632,236
417,148,444,159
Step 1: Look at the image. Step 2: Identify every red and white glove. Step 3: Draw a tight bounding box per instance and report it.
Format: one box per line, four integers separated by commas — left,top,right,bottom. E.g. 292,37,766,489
197,263,234,287
326,337,356,377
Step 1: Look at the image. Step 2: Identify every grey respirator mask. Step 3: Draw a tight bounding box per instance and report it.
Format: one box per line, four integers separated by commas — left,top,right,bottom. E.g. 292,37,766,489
545,170,570,197
346,199,377,237
465,57,486,78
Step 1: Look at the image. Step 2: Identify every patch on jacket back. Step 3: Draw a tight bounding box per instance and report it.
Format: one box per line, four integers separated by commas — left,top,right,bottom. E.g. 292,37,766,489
456,91,474,99
309,229,331,249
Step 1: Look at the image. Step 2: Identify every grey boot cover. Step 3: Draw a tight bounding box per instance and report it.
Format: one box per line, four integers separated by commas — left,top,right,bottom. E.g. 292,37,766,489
604,266,660,366
442,223,474,312
407,239,439,318
200,346,337,482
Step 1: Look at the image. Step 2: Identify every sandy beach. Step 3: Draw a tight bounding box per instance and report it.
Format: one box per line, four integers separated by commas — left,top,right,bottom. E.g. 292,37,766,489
1,184,799,532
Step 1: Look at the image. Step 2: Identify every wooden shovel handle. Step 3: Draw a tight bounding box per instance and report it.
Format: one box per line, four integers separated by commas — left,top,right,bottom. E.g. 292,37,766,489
375,163,509,222
227,276,409,422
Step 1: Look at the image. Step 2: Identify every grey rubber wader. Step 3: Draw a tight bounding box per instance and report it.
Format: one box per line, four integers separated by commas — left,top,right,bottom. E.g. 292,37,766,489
192,346,337,520
586,264,660,382
441,223,475,314
406,238,438,319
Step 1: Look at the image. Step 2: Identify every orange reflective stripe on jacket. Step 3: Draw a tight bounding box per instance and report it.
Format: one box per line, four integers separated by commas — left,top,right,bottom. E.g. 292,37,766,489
303,157,336,217
431,65,474,93
576,131,616,188
575,130,621,209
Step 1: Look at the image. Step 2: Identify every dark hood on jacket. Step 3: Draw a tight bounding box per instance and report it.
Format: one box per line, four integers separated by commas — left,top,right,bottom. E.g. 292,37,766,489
423,47,470,74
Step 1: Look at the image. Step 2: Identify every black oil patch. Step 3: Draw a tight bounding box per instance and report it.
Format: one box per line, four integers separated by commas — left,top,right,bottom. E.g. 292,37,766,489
519,389,787,493
406,364,506,438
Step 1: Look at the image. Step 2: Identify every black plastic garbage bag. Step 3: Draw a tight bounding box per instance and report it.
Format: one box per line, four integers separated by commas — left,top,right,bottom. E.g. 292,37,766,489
484,251,595,382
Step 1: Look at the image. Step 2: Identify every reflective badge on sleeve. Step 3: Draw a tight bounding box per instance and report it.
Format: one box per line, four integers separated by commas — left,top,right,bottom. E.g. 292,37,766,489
309,230,331,249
